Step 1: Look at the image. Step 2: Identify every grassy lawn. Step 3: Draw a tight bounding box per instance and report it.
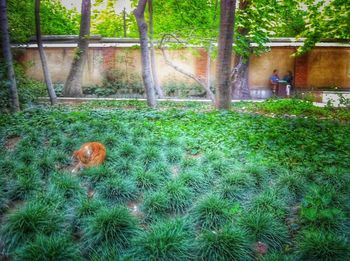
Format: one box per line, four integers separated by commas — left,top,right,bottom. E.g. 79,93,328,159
0,99,349,260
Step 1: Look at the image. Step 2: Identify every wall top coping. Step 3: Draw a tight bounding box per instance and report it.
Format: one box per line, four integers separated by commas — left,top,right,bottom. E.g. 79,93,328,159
12,36,350,48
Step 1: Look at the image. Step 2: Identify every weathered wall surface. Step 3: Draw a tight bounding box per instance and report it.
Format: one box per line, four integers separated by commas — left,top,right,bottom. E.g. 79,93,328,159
15,44,350,91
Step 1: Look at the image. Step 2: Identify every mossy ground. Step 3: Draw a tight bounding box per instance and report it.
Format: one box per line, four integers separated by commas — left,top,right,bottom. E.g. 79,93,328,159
0,99,349,260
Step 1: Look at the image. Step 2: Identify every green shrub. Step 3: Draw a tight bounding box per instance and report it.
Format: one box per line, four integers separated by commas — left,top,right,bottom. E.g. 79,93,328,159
15,234,81,261
96,175,138,203
192,194,232,230
163,180,193,213
177,169,209,194
143,190,170,220
218,171,256,201
81,206,138,251
135,168,164,191
131,218,194,261
239,211,289,250
0,201,66,253
196,226,253,261
49,172,84,199
297,229,350,260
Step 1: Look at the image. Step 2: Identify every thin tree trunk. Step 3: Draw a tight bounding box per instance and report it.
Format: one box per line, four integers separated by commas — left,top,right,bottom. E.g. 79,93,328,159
148,0,164,98
231,0,251,100
161,47,215,102
134,0,157,107
35,0,57,105
63,0,91,97
0,0,20,112
231,55,251,99
207,42,212,99
215,0,236,109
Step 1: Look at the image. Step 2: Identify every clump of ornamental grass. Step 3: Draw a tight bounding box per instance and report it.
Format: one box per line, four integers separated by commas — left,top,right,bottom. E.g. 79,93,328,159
249,189,288,219
50,149,70,167
146,161,171,177
31,189,67,209
131,218,194,261
100,133,119,147
48,133,65,148
0,184,9,213
180,157,200,170
49,172,84,199
177,169,209,194
244,163,270,188
166,147,184,163
163,180,193,214
0,201,66,254
80,165,114,184
142,190,170,220
96,175,138,203
0,156,18,174
218,171,256,201
196,226,253,261
14,233,81,261
135,168,164,191
87,244,121,261
61,137,77,153
239,211,289,251
81,206,138,252
192,194,232,230
296,229,350,260
276,171,307,200
209,157,235,176
6,167,43,200
109,158,137,176
17,148,37,165
316,166,350,194
117,142,138,159
140,146,163,166
36,153,56,177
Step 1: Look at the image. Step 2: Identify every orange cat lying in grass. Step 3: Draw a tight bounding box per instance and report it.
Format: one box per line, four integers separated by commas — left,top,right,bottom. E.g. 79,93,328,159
72,142,106,173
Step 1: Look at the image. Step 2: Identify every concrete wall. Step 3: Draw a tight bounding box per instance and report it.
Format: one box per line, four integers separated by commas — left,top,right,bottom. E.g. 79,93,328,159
15,43,350,94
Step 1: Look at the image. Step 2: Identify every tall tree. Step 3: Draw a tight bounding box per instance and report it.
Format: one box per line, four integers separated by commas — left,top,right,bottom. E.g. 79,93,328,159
0,0,20,112
215,0,236,109
35,0,57,105
63,0,91,97
134,0,157,107
148,0,164,98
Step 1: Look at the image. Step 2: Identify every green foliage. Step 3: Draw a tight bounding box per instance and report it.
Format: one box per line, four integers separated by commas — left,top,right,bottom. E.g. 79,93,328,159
81,206,138,252
96,175,138,203
162,180,193,213
15,234,81,261
1,201,66,254
192,194,232,230
131,218,194,261
297,229,350,260
7,0,79,43
142,190,169,220
239,211,289,250
196,226,252,261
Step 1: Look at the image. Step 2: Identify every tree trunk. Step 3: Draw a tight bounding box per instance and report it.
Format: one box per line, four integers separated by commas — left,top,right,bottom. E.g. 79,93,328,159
215,0,236,110
231,0,251,100
63,0,91,97
231,55,251,99
35,0,57,105
134,0,157,107
0,0,20,112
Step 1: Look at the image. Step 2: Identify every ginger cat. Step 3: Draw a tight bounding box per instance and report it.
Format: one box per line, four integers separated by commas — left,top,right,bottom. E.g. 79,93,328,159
72,142,106,173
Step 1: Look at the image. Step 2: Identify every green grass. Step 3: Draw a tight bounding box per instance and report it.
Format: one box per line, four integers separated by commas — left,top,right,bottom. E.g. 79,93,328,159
0,99,349,259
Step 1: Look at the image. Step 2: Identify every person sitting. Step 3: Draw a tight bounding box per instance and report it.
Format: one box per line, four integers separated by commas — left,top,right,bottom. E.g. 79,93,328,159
283,71,293,97
269,69,279,95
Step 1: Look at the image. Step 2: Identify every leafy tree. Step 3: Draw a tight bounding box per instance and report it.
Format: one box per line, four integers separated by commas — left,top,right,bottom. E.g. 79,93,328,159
7,0,79,43
63,0,91,97
297,0,350,54
0,0,20,112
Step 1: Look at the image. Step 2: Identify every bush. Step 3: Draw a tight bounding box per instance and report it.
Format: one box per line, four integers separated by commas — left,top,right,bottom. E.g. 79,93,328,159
163,180,193,214
81,206,138,252
131,218,194,261
142,190,170,220
192,194,232,230
239,211,289,251
297,229,350,260
196,226,253,261
0,201,66,253
96,175,138,203
15,234,81,261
